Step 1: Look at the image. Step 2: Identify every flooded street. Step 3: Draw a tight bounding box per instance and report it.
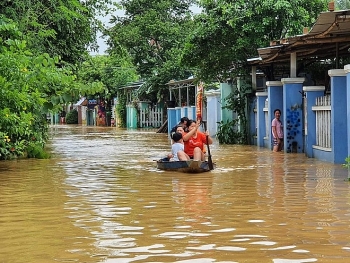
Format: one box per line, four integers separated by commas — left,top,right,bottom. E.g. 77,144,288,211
1,125,350,263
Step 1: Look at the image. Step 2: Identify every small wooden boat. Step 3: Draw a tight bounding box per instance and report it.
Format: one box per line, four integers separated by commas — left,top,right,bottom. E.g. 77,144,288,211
156,158,214,173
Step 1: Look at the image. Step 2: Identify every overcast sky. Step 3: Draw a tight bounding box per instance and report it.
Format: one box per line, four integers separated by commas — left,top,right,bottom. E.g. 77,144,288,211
90,4,201,55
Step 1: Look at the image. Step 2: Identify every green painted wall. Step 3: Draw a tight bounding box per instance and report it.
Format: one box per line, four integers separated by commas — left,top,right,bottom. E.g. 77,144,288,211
126,105,138,128
220,83,234,122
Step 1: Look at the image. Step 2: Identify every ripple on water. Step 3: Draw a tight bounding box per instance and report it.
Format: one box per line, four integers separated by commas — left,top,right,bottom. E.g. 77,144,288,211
2,127,350,263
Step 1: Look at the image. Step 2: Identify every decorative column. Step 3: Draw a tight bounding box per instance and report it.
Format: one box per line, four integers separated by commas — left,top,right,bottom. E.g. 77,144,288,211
281,78,305,153
329,69,347,164
267,81,283,150
303,86,325,158
205,89,221,137
256,92,268,147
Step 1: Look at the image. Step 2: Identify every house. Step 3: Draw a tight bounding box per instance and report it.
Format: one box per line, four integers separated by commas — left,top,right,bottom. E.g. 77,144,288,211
247,9,350,163
120,81,164,128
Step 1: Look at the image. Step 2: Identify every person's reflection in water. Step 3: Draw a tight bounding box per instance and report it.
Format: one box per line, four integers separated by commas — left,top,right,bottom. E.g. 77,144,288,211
271,153,285,213
172,176,212,224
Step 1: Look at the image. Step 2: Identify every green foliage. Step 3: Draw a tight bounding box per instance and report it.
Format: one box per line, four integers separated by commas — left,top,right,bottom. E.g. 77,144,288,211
182,0,328,82
66,109,78,124
0,19,86,160
0,0,113,64
343,157,350,169
76,54,138,99
116,92,127,127
342,156,350,181
216,119,243,144
216,79,252,144
107,0,196,102
26,142,51,159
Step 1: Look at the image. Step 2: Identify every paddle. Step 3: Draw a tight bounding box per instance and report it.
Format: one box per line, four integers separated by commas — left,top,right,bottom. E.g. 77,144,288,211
202,121,214,170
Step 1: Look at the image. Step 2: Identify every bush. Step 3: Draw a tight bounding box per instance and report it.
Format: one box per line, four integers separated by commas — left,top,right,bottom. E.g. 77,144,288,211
66,109,78,124
27,142,50,159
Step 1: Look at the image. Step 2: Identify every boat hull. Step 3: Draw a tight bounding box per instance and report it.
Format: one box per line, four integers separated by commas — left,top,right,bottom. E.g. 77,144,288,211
156,159,213,173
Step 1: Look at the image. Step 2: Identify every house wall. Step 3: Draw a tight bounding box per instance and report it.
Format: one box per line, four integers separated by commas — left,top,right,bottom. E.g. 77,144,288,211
253,64,350,164
303,86,325,158
281,78,304,153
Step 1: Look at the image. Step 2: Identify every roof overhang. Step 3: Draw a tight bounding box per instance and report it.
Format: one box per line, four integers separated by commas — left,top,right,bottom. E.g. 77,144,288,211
166,77,197,89
248,10,350,66
119,81,144,90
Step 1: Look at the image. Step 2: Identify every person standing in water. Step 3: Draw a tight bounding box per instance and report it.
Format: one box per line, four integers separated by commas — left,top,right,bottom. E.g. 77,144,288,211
271,109,284,152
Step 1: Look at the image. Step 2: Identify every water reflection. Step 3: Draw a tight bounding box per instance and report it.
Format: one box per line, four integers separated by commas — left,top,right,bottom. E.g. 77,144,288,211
1,126,350,262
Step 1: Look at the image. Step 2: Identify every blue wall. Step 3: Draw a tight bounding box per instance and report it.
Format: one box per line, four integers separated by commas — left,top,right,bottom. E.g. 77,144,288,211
282,78,304,153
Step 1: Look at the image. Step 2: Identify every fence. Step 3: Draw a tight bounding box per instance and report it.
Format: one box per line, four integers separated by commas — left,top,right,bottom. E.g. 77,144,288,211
139,103,164,128
312,95,331,148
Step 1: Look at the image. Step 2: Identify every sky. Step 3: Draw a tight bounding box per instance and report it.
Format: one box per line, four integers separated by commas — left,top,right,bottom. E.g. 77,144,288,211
90,3,201,55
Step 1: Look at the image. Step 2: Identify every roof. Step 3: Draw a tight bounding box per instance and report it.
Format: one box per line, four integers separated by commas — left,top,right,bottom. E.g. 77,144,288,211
74,97,87,106
119,81,144,90
249,10,350,65
166,77,197,89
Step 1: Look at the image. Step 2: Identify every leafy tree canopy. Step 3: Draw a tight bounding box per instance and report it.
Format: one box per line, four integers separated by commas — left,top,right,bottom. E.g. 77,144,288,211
0,0,114,64
182,0,328,82
107,0,197,102
76,53,139,99
0,19,105,159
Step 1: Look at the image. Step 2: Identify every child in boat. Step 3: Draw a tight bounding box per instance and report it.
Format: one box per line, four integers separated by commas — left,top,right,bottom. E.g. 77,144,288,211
171,132,190,161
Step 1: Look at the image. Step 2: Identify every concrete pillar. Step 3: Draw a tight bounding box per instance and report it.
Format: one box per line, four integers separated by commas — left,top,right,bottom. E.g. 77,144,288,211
281,78,305,153
251,66,257,91
167,108,177,133
189,106,196,120
205,89,221,137
329,69,347,164
290,52,297,78
303,86,325,158
267,81,283,149
256,92,268,147
175,107,181,123
345,65,350,160
181,107,186,118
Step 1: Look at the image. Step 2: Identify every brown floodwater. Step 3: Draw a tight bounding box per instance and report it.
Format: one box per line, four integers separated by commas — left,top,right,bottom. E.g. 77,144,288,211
1,125,350,263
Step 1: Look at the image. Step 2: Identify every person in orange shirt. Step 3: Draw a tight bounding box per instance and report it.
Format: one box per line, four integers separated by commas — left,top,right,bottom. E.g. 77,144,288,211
182,119,212,161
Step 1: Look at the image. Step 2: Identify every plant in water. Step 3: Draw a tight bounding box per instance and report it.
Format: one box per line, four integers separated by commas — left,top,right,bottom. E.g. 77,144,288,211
216,119,244,144
342,156,350,181
66,109,78,124
216,78,253,144
116,92,127,127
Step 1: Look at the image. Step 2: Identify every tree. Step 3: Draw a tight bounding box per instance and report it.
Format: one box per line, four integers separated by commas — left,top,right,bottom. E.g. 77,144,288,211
76,53,139,127
107,0,197,102
180,0,328,144
181,0,328,82
0,0,114,64
77,54,138,97
0,19,105,159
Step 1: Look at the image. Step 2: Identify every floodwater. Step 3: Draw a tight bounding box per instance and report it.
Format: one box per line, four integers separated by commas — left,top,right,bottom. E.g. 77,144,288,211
1,126,350,263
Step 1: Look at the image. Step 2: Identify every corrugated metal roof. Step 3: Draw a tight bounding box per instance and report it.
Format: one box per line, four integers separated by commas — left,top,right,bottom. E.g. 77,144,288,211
249,10,350,65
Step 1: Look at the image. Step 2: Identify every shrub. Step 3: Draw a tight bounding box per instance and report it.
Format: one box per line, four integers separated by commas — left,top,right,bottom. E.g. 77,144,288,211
66,109,78,124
